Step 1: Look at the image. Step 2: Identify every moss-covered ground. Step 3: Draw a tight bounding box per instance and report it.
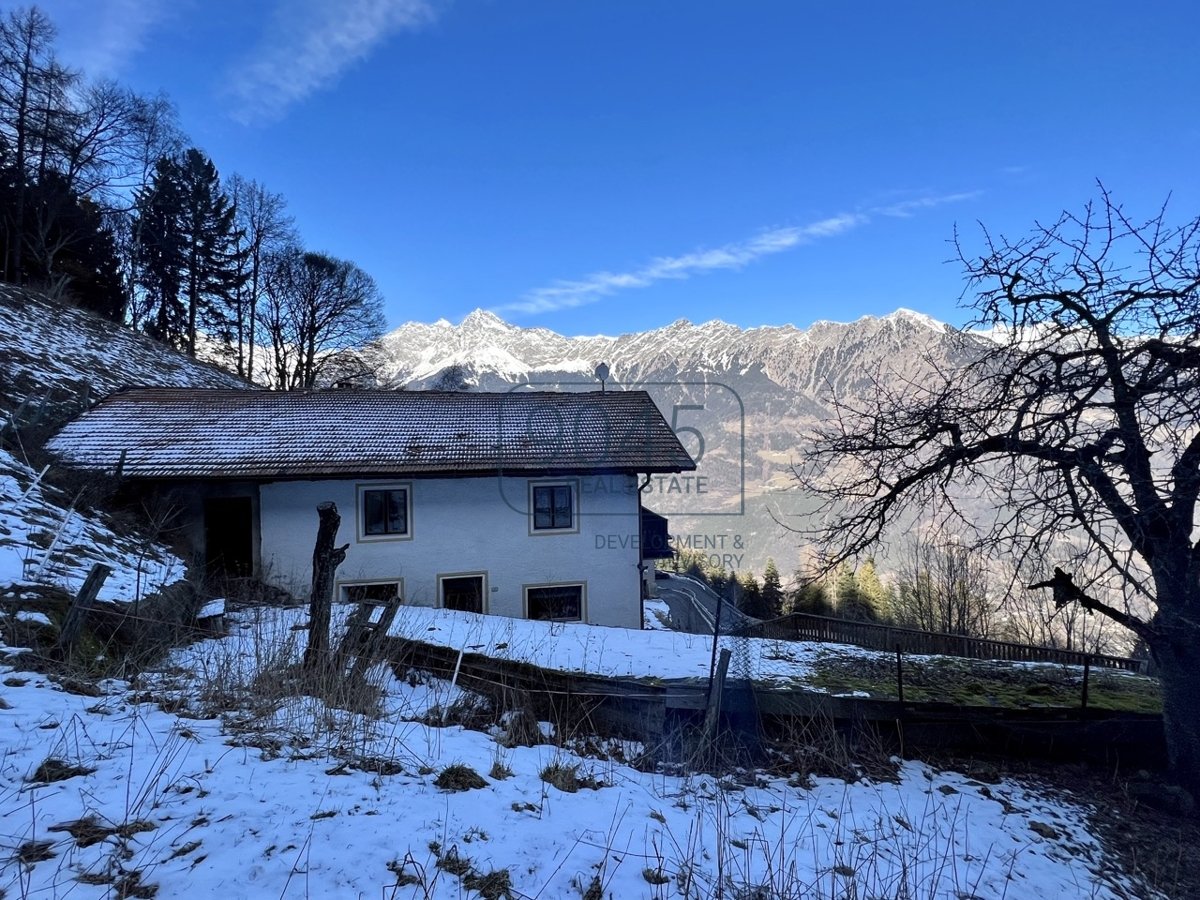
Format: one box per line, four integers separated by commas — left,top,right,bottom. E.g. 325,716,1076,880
807,652,1161,713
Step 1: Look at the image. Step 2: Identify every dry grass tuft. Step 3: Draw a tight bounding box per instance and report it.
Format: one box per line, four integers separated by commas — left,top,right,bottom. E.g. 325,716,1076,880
463,867,515,899
16,839,56,865
434,763,488,792
30,758,95,783
539,761,603,794
435,846,473,877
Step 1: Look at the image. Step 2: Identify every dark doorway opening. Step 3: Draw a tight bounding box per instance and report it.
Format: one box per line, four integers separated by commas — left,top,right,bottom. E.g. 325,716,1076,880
441,575,485,613
204,497,253,580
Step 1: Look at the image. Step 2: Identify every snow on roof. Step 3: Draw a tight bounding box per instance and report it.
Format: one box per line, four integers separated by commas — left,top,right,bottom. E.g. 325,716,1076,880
47,388,697,479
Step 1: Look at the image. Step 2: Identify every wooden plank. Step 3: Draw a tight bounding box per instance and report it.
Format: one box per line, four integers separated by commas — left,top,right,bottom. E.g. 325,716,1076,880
53,563,111,659
700,649,731,747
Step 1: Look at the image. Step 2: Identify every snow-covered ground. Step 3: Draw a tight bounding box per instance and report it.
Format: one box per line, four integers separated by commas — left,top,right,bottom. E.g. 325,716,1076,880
0,604,1144,898
0,283,247,416
643,596,673,630
390,602,845,684
0,448,184,604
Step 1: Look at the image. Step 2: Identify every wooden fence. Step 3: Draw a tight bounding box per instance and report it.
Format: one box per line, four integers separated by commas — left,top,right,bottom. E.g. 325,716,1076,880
733,613,1146,673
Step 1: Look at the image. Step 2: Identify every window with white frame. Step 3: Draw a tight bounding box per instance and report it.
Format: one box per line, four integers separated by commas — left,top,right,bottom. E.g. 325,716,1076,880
358,483,411,540
530,482,575,532
525,583,584,621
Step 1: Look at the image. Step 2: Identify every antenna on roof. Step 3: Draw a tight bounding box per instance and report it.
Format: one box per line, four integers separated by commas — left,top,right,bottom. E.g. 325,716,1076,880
594,362,610,392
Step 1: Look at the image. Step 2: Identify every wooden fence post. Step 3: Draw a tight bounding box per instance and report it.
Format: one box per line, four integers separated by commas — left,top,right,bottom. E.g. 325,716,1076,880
54,563,112,659
895,646,905,705
701,648,732,749
305,502,348,671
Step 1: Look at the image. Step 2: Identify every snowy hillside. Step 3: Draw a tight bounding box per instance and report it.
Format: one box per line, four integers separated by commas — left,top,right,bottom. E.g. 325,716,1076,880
0,448,183,606
0,604,1154,900
0,284,249,418
0,285,250,608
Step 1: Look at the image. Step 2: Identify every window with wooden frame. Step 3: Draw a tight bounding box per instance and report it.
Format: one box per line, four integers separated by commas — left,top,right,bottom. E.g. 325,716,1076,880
439,573,487,614
530,481,576,533
525,582,585,622
357,483,412,540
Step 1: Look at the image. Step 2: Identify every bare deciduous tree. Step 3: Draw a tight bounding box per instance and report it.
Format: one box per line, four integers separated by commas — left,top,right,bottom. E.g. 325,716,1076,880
261,247,385,390
797,188,1200,794
227,174,294,380
891,531,992,637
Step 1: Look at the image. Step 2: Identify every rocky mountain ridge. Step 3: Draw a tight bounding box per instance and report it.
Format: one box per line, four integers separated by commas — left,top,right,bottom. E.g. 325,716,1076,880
376,307,984,574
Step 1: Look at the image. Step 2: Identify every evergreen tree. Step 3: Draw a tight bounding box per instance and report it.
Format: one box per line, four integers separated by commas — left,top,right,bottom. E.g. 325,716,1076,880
835,563,879,622
856,558,890,621
790,575,833,616
178,148,245,356
132,154,186,345
134,148,246,354
737,571,766,618
761,558,784,618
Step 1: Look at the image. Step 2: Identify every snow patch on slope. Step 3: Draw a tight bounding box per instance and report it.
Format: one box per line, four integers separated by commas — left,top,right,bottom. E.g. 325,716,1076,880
0,449,184,602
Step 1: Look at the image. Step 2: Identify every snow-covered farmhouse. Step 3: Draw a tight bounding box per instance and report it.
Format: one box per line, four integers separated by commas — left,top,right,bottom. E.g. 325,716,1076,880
47,388,694,628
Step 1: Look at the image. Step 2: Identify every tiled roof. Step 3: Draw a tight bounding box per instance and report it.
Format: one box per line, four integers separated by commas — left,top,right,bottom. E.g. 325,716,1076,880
47,388,697,479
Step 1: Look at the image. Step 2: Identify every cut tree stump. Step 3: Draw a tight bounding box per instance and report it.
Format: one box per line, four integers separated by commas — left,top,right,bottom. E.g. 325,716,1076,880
305,502,348,670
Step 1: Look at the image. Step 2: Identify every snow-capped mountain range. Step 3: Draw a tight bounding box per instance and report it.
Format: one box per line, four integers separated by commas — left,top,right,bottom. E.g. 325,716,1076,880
378,307,959,395
376,308,982,574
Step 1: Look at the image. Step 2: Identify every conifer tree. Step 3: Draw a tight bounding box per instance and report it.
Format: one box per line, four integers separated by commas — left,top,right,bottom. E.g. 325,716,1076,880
761,558,784,618
790,574,832,616
133,148,246,354
835,563,879,622
737,571,765,617
856,558,890,621
132,154,186,345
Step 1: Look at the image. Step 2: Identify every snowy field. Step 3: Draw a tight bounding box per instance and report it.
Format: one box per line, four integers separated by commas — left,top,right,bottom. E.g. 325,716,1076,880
0,605,1150,899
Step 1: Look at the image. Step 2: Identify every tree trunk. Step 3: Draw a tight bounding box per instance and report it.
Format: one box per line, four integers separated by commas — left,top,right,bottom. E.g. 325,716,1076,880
1150,616,1200,799
248,255,260,382
304,502,347,670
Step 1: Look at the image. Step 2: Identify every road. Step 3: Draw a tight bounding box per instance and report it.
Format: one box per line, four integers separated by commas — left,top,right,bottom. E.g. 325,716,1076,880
654,572,757,635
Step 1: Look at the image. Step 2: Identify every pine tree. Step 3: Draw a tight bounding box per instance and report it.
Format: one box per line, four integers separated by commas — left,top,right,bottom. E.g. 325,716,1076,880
134,148,246,354
178,148,245,356
132,155,186,346
790,575,833,616
737,571,765,617
835,563,879,622
856,558,890,621
761,558,784,618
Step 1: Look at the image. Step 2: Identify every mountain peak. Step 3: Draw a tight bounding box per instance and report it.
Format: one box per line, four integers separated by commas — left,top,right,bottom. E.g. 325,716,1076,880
461,308,509,329
884,308,948,331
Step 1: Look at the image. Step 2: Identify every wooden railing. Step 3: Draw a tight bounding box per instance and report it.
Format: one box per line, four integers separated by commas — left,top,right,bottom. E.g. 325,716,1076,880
733,613,1147,673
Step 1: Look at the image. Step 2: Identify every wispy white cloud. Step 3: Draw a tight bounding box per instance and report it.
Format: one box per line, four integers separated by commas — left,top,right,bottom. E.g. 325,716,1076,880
227,0,441,125
870,190,982,218
500,192,980,316
40,0,169,77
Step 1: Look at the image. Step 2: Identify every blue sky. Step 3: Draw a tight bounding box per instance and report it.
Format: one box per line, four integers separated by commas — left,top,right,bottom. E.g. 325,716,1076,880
34,0,1200,335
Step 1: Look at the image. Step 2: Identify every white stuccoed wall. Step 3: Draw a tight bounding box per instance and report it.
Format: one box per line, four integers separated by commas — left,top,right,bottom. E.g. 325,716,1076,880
258,473,644,629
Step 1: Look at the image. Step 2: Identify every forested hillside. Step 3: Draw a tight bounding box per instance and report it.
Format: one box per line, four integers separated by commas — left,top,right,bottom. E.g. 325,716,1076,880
0,7,385,389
